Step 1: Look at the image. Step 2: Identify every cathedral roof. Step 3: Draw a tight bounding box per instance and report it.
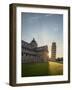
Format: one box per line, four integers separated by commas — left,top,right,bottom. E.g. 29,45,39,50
22,39,48,52
30,38,37,44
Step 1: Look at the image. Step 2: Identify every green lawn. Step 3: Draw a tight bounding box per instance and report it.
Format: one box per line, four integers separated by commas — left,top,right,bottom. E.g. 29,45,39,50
22,61,63,77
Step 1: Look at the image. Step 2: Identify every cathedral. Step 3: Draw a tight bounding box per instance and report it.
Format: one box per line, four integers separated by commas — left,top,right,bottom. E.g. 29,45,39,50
22,38,49,63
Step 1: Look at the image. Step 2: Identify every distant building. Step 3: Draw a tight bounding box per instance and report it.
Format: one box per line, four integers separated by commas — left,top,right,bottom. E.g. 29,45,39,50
51,42,56,61
22,38,49,63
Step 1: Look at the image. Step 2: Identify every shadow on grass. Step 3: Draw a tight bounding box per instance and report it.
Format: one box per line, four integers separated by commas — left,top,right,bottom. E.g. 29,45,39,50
22,62,49,77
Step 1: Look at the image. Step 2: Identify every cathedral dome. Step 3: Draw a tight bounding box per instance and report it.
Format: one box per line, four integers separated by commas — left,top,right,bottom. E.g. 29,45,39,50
30,38,38,48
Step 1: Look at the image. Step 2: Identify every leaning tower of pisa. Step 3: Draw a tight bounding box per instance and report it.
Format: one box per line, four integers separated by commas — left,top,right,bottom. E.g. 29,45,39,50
51,42,56,61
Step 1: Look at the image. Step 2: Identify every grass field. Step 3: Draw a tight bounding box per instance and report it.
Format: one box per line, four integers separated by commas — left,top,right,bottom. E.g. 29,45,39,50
48,61,63,75
22,61,63,77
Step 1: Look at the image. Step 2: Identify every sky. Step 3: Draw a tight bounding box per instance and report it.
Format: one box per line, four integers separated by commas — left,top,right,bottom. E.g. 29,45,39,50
21,12,63,58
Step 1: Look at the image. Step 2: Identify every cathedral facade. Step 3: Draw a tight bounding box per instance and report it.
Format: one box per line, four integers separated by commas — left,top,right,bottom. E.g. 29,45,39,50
22,38,49,63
